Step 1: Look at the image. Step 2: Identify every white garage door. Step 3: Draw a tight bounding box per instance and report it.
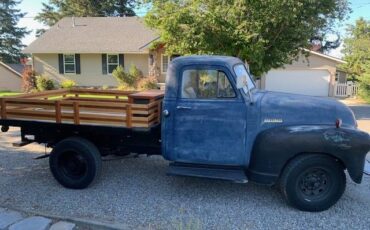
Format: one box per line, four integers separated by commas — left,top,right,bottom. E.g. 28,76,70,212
265,70,330,96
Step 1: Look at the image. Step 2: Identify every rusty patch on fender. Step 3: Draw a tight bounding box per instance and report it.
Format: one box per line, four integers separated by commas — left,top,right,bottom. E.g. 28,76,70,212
323,130,351,149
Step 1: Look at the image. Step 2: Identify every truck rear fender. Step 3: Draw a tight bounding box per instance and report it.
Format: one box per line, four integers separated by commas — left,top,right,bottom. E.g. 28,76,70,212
247,125,370,185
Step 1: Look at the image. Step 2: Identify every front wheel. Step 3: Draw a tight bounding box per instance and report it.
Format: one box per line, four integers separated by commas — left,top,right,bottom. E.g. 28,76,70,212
279,154,346,212
49,137,102,189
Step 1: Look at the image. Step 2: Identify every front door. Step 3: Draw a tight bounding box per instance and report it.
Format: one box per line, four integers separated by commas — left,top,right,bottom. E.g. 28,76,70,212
165,66,247,166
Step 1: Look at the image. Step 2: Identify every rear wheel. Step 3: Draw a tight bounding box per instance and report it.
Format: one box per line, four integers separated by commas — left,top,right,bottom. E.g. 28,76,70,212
49,137,102,189
279,154,346,212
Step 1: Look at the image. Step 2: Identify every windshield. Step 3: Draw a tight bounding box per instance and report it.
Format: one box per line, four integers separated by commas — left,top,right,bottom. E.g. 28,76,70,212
233,64,255,94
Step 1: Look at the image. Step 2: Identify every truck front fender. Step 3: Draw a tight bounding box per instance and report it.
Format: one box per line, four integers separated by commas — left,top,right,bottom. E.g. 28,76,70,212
247,125,370,185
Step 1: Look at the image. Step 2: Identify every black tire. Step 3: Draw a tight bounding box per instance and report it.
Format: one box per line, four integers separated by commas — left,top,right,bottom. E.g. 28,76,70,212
279,154,346,212
49,137,102,189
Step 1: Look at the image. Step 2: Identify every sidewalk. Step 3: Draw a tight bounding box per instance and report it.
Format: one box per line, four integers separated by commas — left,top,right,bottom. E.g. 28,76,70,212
0,207,76,230
0,207,124,230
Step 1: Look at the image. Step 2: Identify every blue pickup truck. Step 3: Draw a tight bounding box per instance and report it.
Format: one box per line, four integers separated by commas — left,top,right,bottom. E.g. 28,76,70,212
1,55,370,212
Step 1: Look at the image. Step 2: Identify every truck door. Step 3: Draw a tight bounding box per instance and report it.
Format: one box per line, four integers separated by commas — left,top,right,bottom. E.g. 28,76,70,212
163,66,247,165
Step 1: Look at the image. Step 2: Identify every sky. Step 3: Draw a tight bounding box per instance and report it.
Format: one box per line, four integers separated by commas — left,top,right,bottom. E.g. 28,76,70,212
17,0,370,58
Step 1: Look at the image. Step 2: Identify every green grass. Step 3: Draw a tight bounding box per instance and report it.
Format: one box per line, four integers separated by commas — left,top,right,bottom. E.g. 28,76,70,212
0,91,127,100
0,91,22,97
48,94,128,100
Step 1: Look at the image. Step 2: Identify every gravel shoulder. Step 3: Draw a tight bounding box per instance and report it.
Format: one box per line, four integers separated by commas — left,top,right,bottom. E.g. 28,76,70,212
1,127,370,230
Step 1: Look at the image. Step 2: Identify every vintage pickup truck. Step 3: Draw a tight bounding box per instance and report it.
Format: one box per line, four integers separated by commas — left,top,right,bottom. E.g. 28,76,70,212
1,56,370,212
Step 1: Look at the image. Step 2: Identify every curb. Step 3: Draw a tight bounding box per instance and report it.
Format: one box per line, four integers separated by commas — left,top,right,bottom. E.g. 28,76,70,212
2,206,129,230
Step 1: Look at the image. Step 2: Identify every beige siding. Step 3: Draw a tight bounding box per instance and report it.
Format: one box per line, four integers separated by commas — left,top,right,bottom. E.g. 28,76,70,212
124,54,149,77
0,65,22,91
261,53,340,97
33,53,150,87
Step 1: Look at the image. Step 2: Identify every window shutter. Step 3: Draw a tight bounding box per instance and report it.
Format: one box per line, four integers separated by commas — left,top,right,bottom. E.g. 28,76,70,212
75,54,81,74
58,54,64,74
119,54,124,67
102,54,107,75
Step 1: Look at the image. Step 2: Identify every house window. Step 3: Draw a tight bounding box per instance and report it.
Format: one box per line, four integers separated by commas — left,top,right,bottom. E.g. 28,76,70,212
107,54,119,74
63,54,76,74
161,55,180,73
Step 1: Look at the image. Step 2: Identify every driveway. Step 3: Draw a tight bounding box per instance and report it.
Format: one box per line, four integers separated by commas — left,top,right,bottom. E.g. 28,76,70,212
349,105,370,133
0,106,370,229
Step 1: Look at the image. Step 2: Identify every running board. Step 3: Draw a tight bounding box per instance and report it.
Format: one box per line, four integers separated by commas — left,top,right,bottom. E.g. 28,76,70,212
12,140,33,147
167,163,248,183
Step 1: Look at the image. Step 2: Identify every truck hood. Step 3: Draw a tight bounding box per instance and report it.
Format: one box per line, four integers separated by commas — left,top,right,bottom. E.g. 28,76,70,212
259,91,357,129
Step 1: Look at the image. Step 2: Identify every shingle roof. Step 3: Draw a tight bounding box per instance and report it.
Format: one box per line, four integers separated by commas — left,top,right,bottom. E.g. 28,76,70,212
6,64,24,75
23,17,159,54
0,62,23,77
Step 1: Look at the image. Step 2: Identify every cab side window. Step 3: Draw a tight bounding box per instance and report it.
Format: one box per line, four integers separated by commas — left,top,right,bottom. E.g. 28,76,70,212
181,69,235,99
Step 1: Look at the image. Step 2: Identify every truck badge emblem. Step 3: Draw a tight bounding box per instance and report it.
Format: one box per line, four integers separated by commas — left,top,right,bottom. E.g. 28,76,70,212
263,118,283,123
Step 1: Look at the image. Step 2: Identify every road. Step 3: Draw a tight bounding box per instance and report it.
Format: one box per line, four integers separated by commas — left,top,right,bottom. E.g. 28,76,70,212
349,105,370,134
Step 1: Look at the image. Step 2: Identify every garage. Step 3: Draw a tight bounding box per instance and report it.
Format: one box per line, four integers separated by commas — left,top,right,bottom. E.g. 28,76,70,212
265,69,330,96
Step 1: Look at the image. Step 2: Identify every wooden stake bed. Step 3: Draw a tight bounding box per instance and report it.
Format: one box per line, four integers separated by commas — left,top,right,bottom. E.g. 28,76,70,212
0,89,164,128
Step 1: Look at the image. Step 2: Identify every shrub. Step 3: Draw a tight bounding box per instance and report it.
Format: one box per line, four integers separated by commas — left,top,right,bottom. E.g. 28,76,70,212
101,85,110,90
21,66,36,93
117,84,136,91
129,64,143,80
60,79,77,89
137,76,159,91
112,65,136,87
35,76,55,91
357,70,370,102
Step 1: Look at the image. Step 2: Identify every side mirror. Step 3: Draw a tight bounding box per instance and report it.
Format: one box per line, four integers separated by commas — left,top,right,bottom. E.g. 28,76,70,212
236,74,247,89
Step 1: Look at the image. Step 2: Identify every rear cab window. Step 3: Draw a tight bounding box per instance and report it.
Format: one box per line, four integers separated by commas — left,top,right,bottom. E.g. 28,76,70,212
181,69,236,99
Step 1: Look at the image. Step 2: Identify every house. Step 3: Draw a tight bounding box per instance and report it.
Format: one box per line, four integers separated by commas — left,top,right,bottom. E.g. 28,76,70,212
261,50,346,97
24,16,346,97
0,62,23,91
23,17,167,87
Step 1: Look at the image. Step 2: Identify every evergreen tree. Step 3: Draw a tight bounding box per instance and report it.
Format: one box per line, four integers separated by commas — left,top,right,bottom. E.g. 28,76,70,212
0,0,29,63
36,0,137,27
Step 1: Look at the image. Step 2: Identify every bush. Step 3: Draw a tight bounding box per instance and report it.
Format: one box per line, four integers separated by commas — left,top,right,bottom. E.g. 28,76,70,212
60,79,77,89
112,64,145,89
137,76,159,91
129,64,143,80
21,66,36,93
357,70,370,102
35,76,55,91
117,84,136,91
112,65,136,87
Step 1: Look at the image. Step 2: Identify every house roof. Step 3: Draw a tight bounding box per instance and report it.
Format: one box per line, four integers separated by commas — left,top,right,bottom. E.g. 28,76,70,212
23,17,159,54
0,62,23,77
305,49,346,64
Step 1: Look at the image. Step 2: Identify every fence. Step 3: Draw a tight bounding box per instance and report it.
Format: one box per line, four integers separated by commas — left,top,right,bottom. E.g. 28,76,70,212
334,81,359,97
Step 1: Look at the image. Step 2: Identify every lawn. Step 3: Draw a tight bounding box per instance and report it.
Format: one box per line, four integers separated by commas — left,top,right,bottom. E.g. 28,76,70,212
0,91,127,100
0,91,22,97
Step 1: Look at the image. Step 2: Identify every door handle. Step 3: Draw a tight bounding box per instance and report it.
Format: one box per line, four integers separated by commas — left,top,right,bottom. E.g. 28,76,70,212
176,106,192,110
162,109,170,117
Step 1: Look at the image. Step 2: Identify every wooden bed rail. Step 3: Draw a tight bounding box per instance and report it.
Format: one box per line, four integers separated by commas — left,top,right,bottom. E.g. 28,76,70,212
0,89,164,128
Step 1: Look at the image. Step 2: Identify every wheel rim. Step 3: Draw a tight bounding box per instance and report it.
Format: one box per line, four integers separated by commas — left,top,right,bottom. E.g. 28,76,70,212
58,151,88,179
297,167,332,200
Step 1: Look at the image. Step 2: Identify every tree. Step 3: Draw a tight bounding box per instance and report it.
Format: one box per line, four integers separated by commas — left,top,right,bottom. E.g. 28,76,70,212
0,0,29,63
341,18,370,101
145,0,349,76
36,0,137,27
